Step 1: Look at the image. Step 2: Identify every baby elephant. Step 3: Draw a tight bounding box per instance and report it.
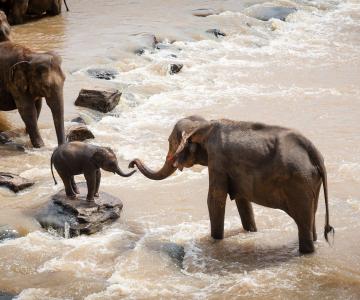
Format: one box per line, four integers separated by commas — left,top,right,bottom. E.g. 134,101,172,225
51,141,136,201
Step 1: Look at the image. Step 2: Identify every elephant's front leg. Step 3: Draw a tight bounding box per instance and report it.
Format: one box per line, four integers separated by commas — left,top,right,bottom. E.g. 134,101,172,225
84,170,96,201
16,98,44,148
207,170,228,240
235,198,257,232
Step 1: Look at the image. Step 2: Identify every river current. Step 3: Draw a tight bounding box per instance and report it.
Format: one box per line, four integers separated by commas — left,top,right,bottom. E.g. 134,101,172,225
0,0,360,299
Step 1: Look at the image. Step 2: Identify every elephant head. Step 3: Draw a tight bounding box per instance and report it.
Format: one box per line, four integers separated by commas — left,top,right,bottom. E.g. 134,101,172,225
129,116,213,180
9,52,66,145
0,10,11,42
92,147,136,177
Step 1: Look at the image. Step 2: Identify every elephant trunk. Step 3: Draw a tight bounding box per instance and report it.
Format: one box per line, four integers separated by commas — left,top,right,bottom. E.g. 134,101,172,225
46,89,65,145
116,166,136,178
129,157,176,180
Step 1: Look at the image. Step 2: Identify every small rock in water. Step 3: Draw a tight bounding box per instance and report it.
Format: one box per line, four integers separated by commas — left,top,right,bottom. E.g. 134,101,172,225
35,183,123,238
75,88,122,113
134,48,145,55
71,116,86,124
206,29,227,38
0,131,25,152
169,64,183,75
192,8,221,17
0,225,19,242
0,172,34,193
66,124,95,142
0,291,15,300
244,4,297,21
86,68,118,80
160,242,185,267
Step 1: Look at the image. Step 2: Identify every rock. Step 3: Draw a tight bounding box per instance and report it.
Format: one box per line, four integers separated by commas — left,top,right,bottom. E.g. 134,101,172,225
71,116,86,124
192,8,220,17
160,242,185,267
244,4,297,21
35,183,123,238
206,29,226,38
66,124,95,142
86,68,118,80
134,48,145,55
0,172,34,193
0,292,15,300
169,64,183,75
75,88,121,113
0,225,19,242
0,131,25,152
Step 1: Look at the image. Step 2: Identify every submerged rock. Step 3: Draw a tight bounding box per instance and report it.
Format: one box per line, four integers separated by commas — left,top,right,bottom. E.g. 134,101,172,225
0,291,15,300
66,124,95,142
0,225,19,242
75,88,121,113
0,172,34,192
169,64,183,75
0,131,25,152
244,4,297,21
192,8,221,17
206,29,226,38
35,183,123,238
160,242,185,267
71,116,86,124
86,68,118,80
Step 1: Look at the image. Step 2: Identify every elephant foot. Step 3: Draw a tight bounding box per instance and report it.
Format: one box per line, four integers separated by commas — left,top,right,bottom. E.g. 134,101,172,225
31,139,45,148
299,239,315,254
94,193,99,198
66,194,77,200
243,224,257,232
86,197,94,202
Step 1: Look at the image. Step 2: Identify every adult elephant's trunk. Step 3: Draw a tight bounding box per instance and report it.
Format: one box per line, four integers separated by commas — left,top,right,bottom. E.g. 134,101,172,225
129,157,176,180
46,89,65,145
116,166,136,178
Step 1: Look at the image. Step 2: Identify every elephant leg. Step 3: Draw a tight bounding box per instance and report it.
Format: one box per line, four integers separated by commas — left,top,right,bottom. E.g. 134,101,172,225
94,169,101,197
10,0,28,25
16,100,44,148
207,170,228,240
71,176,79,194
312,184,321,242
58,171,76,199
84,170,96,201
235,198,257,232
35,98,42,120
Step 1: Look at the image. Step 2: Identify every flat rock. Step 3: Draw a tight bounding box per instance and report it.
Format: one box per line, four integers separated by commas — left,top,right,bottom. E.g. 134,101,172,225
192,8,221,17
0,172,34,192
86,68,118,80
169,64,183,75
75,88,121,113
35,183,123,237
244,4,297,21
0,225,20,242
66,124,95,142
206,28,226,38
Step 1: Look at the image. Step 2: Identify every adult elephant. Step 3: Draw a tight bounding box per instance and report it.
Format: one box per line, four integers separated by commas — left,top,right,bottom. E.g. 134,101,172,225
0,10,11,42
129,116,334,254
0,0,69,25
0,41,65,147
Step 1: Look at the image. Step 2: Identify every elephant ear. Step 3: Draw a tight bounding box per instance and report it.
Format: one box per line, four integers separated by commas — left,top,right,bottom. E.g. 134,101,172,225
91,148,106,168
175,122,212,157
10,61,30,93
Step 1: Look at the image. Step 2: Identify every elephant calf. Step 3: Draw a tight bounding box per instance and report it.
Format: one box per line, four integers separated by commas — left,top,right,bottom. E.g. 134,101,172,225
130,116,334,254
51,142,136,201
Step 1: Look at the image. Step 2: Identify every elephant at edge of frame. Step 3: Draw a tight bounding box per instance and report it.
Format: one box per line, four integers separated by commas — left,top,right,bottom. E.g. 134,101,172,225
129,115,334,254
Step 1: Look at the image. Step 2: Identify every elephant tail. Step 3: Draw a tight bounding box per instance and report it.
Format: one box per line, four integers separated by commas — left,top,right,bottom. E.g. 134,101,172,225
64,0,69,11
305,140,334,244
50,151,57,185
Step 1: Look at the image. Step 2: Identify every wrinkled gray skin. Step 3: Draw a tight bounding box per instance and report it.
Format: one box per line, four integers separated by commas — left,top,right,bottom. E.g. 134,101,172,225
51,142,136,201
0,0,68,25
0,10,11,42
0,42,66,147
130,116,334,254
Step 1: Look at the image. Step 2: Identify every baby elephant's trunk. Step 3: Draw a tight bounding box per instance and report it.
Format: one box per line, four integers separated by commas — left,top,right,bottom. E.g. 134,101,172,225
116,167,136,177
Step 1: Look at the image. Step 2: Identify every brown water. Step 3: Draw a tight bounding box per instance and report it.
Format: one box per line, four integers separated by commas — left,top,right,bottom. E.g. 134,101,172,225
1,0,360,299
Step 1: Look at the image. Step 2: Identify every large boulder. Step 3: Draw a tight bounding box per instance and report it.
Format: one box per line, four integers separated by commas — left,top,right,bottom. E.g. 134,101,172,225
35,183,123,238
75,88,121,113
66,124,95,142
244,4,297,21
0,172,34,192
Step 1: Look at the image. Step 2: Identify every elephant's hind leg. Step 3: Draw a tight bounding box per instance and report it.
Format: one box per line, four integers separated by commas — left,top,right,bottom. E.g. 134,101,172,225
71,176,79,194
235,198,257,232
94,169,101,197
58,171,76,199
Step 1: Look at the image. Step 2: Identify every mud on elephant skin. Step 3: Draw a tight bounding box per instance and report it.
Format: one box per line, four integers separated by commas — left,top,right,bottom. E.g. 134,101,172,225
0,10,11,42
51,142,136,201
129,116,334,254
0,42,66,147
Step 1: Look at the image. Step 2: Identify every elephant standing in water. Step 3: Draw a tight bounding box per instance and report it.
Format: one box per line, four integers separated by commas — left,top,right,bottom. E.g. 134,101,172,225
130,116,334,254
0,42,66,147
0,0,69,25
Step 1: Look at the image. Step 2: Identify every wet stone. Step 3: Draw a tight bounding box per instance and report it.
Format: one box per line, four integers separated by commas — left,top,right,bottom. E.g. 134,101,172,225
192,8,221,17
169,64,183,75
0,292,15,300
0,225,19,242
75,88,122,113
0,172,34,193
35,183,123,238
0,131,25,152
71,116,86,124
244,4,297,21
86,68,118,80
66,124,95,142
206,29,226,38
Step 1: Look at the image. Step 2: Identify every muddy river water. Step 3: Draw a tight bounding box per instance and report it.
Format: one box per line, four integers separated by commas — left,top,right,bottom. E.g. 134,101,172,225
0,0,360,299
